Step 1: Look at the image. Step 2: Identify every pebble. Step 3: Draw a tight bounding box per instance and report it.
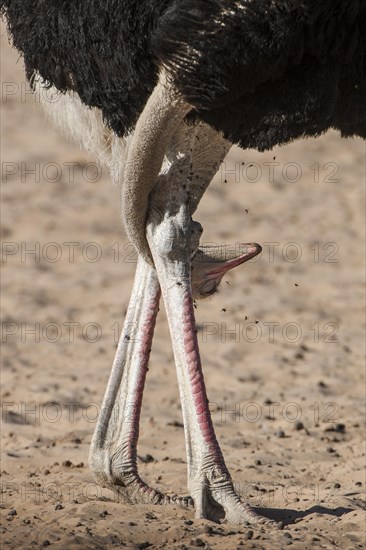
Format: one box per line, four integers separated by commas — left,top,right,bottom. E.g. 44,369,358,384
190,538,205,547
138,454,154,463
199,525,212,534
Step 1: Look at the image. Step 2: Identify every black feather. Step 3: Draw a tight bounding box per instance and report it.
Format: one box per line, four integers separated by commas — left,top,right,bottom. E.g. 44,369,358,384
1,0,365,150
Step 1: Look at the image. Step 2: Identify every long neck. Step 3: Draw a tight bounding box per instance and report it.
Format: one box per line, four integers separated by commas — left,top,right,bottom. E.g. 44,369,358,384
122,72,191,263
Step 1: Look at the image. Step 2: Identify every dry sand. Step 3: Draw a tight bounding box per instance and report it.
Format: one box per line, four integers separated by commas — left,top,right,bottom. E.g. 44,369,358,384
1,26,365,550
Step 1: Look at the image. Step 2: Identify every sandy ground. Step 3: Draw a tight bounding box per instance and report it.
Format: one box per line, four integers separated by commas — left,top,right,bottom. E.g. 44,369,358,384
1,25,366,550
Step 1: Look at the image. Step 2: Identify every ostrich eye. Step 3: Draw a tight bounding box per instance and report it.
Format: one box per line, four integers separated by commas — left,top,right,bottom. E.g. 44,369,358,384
199,280,218,296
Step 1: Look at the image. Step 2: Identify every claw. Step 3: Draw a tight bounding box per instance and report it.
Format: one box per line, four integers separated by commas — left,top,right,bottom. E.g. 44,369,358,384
105,477,194,508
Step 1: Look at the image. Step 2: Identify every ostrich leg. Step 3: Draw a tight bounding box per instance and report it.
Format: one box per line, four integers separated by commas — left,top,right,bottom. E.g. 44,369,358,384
89,256,193,506
146,183,276,526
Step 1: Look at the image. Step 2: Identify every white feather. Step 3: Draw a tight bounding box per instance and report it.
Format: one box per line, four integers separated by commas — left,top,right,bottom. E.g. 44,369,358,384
33,73,133,185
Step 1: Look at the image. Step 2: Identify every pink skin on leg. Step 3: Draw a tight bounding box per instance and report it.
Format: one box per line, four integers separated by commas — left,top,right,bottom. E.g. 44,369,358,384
182,288,229,467
119,280,161,497
90,257,192,506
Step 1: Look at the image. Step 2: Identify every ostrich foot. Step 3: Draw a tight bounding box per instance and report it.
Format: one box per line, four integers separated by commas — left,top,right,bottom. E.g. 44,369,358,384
190,472,277,526
92,466,193,508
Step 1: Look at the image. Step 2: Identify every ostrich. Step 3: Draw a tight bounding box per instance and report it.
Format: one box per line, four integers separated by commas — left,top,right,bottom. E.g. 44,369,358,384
1,0,365,526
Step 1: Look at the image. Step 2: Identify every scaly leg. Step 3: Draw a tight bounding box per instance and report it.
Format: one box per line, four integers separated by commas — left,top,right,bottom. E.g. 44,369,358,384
89,256,193,506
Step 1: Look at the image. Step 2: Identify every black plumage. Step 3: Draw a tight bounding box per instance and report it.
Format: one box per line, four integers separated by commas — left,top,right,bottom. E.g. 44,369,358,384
1,0,365,150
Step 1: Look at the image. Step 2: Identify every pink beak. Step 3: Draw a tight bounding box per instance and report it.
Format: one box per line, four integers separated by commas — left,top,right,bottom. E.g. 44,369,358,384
191,243,262,299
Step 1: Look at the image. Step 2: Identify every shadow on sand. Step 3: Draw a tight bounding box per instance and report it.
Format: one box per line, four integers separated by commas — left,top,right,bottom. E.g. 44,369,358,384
255,505,355,527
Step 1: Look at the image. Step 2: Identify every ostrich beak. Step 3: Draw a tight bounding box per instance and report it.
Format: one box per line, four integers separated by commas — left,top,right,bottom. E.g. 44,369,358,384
191,243,262,299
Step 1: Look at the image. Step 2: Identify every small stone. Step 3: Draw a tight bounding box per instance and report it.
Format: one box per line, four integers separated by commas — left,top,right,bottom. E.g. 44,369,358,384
62,460,72,468
184,519,193,525
138,454,154,463
199,525,212,534
254,459,262,466
8,510,17,516
334,483,341,489
284,532,292,539
294,422,304,431
54,504,64,511
276,430,285,438
42,541,51,547
190,539,205,547
244,530,254,540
